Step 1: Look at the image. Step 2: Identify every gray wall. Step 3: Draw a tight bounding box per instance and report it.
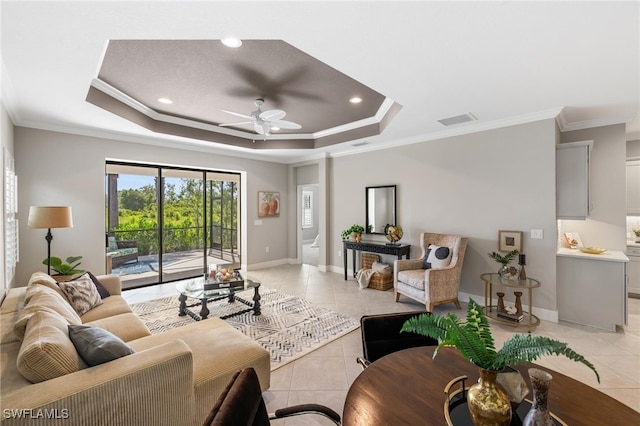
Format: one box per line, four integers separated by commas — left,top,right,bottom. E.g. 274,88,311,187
14,127,289,286
329,119,560,312
628,139,640,158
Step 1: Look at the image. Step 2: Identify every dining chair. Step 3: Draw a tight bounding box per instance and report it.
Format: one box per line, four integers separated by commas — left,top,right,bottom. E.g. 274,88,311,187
356,311,438,369
202,367,341,426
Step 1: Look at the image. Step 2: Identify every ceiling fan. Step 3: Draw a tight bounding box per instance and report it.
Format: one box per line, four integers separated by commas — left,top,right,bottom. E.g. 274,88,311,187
219,98,302,138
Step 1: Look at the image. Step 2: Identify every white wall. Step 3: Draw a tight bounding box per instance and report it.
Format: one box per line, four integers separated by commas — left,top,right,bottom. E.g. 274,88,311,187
14,127,289,286
559,124,628,251
329,119,560,311
1,102,15,293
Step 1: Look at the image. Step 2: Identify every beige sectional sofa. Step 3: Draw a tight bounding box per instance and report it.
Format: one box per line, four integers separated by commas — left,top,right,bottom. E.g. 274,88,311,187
0,272,270,426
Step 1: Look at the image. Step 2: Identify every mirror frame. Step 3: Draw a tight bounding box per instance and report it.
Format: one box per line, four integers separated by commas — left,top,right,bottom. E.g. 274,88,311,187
365,185,397,234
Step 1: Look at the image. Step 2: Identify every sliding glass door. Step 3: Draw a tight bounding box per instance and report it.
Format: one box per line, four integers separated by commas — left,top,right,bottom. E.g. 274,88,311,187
105,162,240,289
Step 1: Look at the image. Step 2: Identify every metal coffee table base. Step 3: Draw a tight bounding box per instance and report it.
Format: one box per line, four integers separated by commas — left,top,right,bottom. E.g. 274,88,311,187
178,284,261,320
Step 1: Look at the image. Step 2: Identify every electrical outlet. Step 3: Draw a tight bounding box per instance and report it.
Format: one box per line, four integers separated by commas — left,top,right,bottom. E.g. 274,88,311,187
531,229,543,239
265,246,270,253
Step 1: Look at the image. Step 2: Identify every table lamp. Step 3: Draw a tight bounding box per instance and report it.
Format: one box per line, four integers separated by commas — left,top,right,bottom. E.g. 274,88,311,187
27,206,73,275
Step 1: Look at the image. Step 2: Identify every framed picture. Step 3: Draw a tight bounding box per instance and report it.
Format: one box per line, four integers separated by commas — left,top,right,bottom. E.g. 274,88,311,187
498,230,522,252
258,191,280,217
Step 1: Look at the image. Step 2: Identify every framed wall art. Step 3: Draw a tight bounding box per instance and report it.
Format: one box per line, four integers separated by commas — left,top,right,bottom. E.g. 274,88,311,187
498,230,522,252
258,191,280,217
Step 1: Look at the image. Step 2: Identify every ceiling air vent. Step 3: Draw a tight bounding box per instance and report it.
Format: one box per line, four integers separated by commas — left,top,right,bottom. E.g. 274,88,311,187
438,113,478,126
351,141,370,147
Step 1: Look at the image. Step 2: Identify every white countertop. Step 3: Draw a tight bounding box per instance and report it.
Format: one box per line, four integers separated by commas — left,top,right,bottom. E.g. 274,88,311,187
557,247,629,262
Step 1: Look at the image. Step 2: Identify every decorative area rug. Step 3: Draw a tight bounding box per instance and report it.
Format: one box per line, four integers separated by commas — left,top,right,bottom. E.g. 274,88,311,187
130,287,360,370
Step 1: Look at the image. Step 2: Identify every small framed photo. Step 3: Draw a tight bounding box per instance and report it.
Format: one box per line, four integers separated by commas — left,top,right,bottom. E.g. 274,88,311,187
258,191,280,217
498,230,522,252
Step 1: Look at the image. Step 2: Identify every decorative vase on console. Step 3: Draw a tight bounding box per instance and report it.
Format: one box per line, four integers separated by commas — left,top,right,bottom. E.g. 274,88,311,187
489,250,519,279
523,368,554,426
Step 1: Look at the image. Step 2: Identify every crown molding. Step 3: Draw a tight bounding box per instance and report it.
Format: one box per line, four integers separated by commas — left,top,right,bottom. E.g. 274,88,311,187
556,108,634,133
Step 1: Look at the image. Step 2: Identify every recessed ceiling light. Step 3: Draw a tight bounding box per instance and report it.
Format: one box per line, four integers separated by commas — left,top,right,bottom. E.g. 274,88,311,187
157,97,173,104
221,37,243,48
270,127,280,131
349,97,363,104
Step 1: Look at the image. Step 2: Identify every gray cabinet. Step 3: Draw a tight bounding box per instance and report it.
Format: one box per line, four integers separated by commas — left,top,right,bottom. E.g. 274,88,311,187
556,141,592,219
557,250,628,331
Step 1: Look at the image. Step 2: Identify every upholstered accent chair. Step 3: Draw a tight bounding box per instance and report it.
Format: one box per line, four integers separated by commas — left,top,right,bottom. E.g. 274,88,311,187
394,232,467,312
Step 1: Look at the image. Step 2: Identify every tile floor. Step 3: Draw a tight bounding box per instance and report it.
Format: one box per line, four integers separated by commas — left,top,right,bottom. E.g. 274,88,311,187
122,264,640,424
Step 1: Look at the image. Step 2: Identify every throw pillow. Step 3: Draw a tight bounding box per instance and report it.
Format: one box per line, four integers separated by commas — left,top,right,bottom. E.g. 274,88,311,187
68,324,135,366
14,288,82,340
17,311,86,383
107,236,119,251
69,272,110,299
58,275,103,316
423,244,452,269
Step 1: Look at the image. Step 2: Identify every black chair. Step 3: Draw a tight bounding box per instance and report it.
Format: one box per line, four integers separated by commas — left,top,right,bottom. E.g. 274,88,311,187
356,311,438,369
202,368,341,426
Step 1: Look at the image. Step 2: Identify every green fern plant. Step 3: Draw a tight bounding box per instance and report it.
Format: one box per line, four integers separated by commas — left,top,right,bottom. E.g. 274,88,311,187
488,249,519,266
401,299,600,382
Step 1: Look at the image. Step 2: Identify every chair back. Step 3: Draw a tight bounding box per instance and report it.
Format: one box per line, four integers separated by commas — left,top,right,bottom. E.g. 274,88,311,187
361,311,437,363
202,368,270,426
420,232,467,269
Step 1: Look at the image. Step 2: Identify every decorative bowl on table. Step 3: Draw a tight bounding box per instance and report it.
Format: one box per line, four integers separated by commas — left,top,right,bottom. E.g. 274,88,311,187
578,246,607,255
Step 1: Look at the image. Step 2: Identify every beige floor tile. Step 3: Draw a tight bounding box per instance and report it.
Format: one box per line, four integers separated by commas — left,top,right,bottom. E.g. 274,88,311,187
290,357,349,391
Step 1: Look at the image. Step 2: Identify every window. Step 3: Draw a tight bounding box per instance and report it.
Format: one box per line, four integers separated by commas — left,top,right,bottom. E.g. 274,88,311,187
302,190,313,228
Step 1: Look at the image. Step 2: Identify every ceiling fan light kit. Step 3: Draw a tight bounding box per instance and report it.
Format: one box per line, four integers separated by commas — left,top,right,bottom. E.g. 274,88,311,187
220,98,302,139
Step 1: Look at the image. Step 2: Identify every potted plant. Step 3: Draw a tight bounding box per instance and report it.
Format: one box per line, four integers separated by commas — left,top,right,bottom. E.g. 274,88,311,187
43,256,84,281
341,224,364,242
633,228,640,243
401,299,599,425
488,249,519,278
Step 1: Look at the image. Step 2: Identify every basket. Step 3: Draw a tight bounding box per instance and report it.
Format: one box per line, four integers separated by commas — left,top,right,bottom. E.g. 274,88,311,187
361,253,394,291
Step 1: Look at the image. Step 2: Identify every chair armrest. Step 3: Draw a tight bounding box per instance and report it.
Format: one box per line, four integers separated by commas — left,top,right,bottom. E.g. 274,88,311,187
94,274,122,296
395,258,424,272
272,404,341,425
0,340,195,426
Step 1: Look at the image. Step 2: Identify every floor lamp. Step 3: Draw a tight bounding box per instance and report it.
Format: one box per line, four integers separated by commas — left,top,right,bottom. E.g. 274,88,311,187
27,206,74,275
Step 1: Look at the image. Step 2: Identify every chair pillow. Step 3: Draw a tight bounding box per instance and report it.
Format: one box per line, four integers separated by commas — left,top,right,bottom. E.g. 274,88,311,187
17,311,86,383
58,275,103,316
68,324,135,366
423,244,452,269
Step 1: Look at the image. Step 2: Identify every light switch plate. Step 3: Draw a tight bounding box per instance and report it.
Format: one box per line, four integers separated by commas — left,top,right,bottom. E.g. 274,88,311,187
531,229,543,239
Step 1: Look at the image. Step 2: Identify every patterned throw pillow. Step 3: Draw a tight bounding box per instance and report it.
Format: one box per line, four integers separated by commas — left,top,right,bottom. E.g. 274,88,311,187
423,244,452,269
58,275,103,316
69,272,110,299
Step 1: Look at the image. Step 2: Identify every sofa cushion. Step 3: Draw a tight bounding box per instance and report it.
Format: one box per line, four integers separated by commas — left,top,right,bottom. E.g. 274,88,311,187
25,272,66,301
424,244,451,269
68,324,135,366
397,270,426,289
85,312,151,342
79,295,132,323
14,287,82,340
58,275,103,316
16,310,86,383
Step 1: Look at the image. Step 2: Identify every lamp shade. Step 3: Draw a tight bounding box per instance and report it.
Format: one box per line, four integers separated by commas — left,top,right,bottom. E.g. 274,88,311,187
27,206,73,229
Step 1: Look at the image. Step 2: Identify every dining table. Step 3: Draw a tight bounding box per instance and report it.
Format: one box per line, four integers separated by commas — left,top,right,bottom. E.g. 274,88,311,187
343,346,639,425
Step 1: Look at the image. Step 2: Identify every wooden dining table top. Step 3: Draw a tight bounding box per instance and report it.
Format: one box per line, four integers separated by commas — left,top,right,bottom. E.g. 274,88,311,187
342,346,639,426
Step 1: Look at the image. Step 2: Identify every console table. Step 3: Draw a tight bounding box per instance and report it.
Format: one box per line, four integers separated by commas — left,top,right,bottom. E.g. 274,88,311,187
343,240,410,280
480,273,541,330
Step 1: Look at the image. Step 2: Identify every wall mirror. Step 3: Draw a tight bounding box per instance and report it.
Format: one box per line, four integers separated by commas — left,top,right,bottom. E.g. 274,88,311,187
365,185,396,234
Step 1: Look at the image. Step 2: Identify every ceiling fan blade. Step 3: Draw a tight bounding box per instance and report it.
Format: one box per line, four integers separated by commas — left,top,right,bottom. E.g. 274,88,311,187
254,122,266,135
219,121,252,127
271,119,301,130
221,110,252,120
260,109,286,121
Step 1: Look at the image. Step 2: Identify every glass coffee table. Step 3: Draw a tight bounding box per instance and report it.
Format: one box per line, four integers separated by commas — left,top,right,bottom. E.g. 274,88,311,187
175,276,261,320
